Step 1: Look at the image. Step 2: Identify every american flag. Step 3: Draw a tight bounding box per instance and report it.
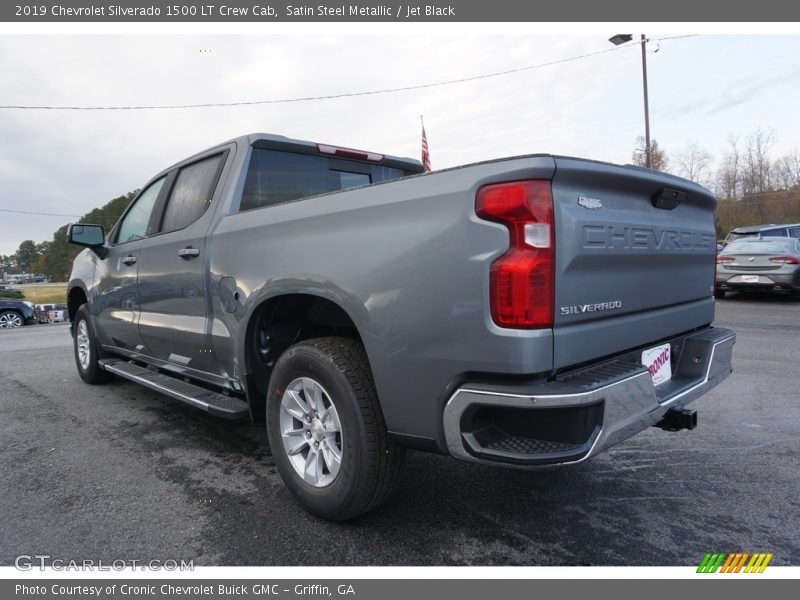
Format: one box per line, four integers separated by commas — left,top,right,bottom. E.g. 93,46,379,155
421,120,431,172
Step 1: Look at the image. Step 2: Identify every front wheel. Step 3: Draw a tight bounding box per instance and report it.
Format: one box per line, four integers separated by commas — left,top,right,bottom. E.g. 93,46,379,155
0,310,24,328
73,305,113,384
266,337,404,520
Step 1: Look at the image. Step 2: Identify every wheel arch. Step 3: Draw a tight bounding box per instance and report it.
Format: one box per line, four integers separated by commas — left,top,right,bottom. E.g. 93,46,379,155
67,284,89,333
240,290,377,422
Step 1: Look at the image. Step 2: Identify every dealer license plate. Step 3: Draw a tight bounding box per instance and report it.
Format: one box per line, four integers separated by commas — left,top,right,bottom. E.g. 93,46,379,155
641,343,672,386
741,275,760,283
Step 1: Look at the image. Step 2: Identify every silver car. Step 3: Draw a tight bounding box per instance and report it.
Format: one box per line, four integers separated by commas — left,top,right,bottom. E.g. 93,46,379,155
715,237,800,299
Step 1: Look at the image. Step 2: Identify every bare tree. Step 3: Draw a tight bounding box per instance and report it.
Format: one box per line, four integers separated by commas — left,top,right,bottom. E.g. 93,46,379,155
632,136,669,172
741,128,775,196
775,146,800,191
674,141,713,186
715,134,742,200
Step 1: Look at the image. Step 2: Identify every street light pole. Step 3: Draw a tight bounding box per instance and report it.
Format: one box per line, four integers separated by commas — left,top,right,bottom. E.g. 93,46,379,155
640,34,651,169
609,33,652,169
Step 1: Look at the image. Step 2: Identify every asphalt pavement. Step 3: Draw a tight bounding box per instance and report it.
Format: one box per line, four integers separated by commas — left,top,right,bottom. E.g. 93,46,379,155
1,294,798,566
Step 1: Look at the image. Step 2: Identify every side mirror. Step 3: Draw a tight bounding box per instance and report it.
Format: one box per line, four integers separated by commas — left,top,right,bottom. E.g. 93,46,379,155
68,224,105,249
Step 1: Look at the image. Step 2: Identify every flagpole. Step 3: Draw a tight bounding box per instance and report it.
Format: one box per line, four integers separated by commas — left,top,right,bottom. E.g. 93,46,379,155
420,115,431,172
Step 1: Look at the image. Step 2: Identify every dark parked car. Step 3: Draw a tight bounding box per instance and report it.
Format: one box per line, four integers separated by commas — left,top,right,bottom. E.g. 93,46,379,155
716,237,800,298
0,298,37,328
0,284,24,299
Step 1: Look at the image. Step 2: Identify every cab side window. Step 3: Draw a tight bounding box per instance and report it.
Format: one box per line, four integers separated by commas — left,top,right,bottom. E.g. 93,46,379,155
159,154,223,234
115,177,166,244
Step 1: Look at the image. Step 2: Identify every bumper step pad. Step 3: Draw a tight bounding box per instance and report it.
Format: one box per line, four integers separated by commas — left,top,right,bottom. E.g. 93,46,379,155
99,359,248,420
485,436,581,455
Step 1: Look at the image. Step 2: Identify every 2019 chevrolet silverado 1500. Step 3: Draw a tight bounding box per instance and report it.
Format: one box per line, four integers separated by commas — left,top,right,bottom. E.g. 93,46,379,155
67,133,735,520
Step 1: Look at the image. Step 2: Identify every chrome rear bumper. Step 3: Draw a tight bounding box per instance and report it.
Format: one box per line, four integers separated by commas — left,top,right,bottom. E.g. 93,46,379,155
443,327,736,467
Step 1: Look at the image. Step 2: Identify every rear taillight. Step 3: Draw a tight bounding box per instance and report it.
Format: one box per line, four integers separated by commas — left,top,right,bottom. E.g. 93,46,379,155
476,180,554,329
768,256,800,264
716,256,735,264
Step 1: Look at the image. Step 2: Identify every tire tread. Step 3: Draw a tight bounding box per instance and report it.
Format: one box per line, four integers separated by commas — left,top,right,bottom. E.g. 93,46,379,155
271,336,404,520
74,304,113,384
307,337,404,519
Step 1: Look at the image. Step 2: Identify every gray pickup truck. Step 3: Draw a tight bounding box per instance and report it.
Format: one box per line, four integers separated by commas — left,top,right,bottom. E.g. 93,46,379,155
67,133,735,520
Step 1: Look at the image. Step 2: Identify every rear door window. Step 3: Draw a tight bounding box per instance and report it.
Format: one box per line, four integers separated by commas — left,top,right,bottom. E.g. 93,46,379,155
159,154,224,233
240,149,408,212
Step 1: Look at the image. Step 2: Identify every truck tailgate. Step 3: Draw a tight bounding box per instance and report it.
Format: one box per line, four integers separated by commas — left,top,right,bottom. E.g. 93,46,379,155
551,157,717,369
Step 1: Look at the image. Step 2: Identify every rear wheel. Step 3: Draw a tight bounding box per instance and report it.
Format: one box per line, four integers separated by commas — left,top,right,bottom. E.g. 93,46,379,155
0,310,23,328
714,288,727,299
266,337,404,520
73,305,113,384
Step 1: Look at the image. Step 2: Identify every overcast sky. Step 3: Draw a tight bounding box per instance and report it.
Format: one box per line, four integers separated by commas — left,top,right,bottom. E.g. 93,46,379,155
1,33,799,256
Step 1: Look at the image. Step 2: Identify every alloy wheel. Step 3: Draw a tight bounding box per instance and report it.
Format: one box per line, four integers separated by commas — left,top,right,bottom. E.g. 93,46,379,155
76,319,91,370
0,312,23,328
279,376,343,487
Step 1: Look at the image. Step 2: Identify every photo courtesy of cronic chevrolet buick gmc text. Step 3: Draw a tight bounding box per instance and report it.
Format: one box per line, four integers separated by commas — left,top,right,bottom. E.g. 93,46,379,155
66,133,736,520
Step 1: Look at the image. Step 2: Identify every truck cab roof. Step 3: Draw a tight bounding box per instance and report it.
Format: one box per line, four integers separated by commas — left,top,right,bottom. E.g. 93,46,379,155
174,133,424,175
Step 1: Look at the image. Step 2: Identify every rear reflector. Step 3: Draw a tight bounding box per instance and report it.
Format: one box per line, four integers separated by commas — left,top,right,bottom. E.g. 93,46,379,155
476,180,554,329
316,143,384,162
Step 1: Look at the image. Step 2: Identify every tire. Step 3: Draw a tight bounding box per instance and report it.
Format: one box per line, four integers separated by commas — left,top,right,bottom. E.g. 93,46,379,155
73,304,113,384
266,337,404,521
0,310,24,328
714,288,726,299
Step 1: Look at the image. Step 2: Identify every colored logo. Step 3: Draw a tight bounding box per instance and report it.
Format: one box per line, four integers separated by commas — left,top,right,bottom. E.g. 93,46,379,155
697,552,773,573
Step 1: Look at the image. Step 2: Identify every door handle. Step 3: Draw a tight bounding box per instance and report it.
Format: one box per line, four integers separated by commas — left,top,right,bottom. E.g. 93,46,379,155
121,255,137,266
178,247,200,259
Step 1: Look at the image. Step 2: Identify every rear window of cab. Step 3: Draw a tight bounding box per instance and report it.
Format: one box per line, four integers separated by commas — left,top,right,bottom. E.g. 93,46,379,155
239,148,410,212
